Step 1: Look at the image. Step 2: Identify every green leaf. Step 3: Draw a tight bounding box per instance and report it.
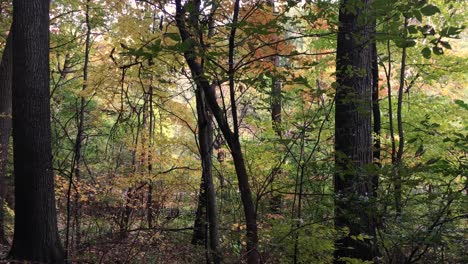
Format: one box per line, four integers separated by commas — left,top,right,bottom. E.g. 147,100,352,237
454,100,468,110
426,158,441,165
407,25,418,34
440,26,465,37
421,47,431,59
407,40,417,48
148,39,162,54
420,4,440,16
395,39,416,48
432,46,443,55
165,32,181,42
413,10,423,22
439,41,451,49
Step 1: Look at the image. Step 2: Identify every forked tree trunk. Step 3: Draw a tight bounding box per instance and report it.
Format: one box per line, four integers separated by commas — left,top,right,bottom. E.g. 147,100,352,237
8,0,65,262
174,1,260,262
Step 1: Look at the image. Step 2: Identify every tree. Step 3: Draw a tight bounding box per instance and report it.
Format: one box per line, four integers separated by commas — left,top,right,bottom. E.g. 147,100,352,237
0,30,12,245
192,84,221,263
65,0,92,257
174,0,260,262
190,1,221,261
334,0,376,262
8,0,65,262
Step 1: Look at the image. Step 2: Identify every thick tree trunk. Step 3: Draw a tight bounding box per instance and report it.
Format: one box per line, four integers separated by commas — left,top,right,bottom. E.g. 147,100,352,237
8,0,65,262
334,0,376,262
0,31,12,245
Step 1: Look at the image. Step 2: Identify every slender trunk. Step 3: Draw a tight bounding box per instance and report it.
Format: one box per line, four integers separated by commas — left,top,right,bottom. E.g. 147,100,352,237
271,71,282,136
293,164,305,264
386,40,396,164
75,0,91,250
192,84,221,263
268,0,283,214
175,1,259,262
227,2,260,262
121,107,142,238
8,0,65,262
370,35,381,258
334,0,376,262
371,36,380,197
395,18,408,217
147,84,154,228
65,1,91,257
0,31,12,245
230,138,259,263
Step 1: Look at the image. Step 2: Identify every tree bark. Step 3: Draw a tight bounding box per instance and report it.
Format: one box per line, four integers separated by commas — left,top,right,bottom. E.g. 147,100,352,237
68,0,91,255
192,84,222,264
174,1,260,263
0,31,12,245
371,32,380,198
334,0,376,262
8,0,65,262
395,18,408,217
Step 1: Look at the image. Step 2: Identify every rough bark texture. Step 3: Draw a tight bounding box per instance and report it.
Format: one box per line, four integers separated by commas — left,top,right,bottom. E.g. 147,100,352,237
0,31,12,245
334,0,376,262
8,0,65,262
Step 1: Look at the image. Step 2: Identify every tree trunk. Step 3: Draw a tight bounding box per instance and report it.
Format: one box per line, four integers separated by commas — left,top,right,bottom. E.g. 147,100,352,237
267,0,283,214
8,0,65,262
395,18,408,217
71,0,91,254
371,33,380,198
192,84,221,263
0,31,12,245
175,1,259,263
334,0,376,262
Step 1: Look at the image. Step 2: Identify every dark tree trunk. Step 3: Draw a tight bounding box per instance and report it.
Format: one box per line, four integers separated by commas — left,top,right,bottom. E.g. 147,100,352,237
395,18,408,217
174,1,259,262
271,50,282,136
66,0,91,256
271,77,281,136
74,0,92,247
8,0,65,262
0,31,12,245
147,84,154,228
192,84,221,263
334,0,376,262
371,36,381,197
267,0,283,214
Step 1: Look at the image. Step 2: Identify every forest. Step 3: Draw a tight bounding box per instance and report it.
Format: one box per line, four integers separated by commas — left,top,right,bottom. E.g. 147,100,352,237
0,0,466,263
